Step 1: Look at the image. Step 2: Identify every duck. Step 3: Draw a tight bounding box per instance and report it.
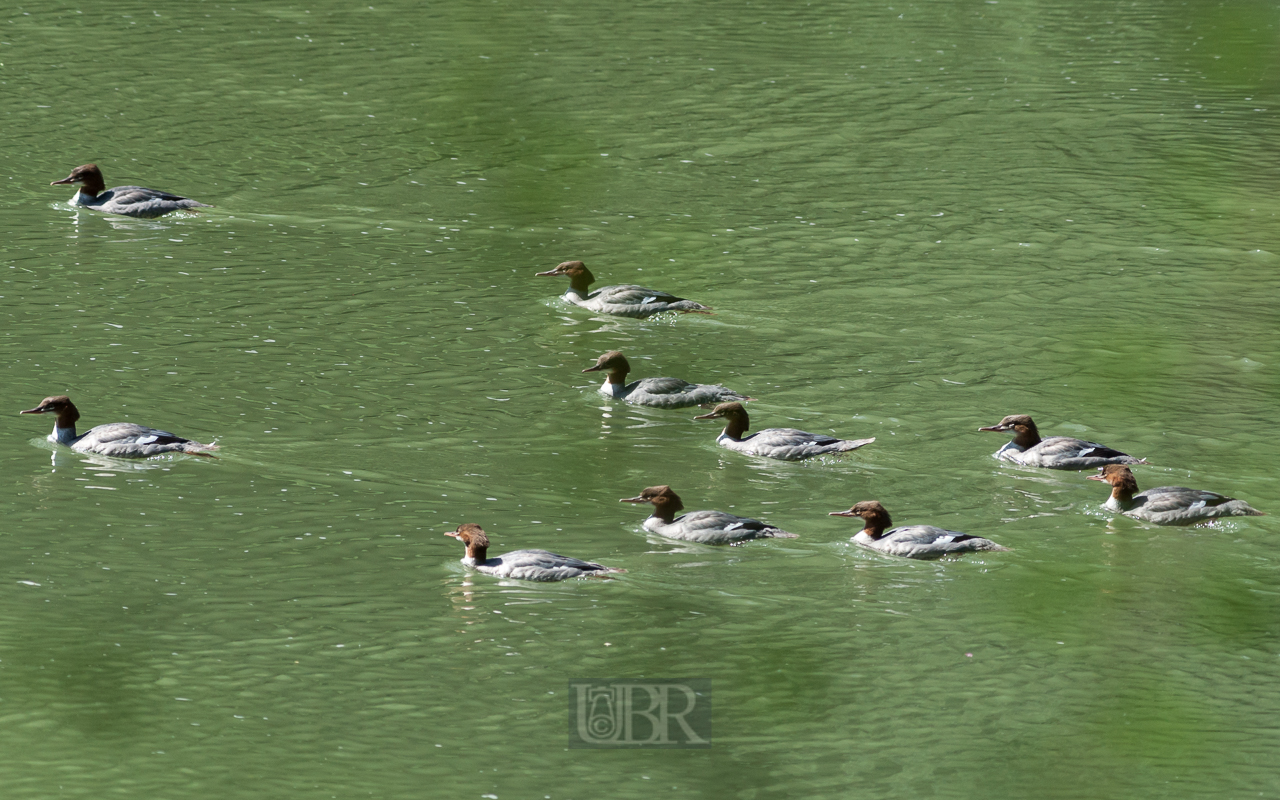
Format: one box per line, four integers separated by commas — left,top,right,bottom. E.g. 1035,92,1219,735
582,351,752,409
978,414,1144,469
51,164,211,218
829,501,1008,559
20,395,218,457
620,485,797,544
693,402,874,461
1087,465,1264,525
444,523,625,581
534,260,710,317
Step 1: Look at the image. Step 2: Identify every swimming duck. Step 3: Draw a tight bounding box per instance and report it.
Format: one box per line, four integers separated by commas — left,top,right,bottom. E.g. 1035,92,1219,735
535,260,709,317
1087,465,1264,525
20,395,218,457
620,485,797,543
694,402,874,461
444,523,625,581
51,164,211,218
829,501,1008,559
582,351,752,409
978,414,1143,469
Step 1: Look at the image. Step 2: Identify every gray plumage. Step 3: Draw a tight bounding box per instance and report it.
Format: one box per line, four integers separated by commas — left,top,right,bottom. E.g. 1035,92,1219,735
584,351,751,409
536,261,709,318
52,164,211,218
695,402,873,462
1089,465,1264,525
830,501,1008,560
445,523,624,581
21,395,217,458
621,485,797,544
980,414,1142,470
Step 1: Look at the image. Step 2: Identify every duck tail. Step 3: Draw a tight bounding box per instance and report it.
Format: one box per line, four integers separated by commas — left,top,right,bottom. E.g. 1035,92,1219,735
837,437,875,452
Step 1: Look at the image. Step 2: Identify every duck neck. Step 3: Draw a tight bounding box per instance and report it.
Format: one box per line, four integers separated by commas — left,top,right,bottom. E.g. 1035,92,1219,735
1107,484,1136,510
52,405,81,444
465,543,488,564
860,512,892,540
565,268,594,296
604,367,629,387
650,497,683,524
720,414,749,440
1011,424,1041,449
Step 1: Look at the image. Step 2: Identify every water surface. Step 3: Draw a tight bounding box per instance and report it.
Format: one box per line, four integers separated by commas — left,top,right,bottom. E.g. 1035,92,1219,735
3,1,1279,798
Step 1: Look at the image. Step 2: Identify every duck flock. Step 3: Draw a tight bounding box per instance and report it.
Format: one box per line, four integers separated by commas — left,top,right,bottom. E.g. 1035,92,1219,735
34,166,1266,580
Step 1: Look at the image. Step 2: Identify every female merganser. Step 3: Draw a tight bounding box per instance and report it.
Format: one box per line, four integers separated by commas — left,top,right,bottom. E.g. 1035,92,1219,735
620,485,797,543
20,396,218,457
978,414,1144,469
535,260,710,317
582,351,752,409
829,501,1008,559
693,402,874,461
444,523,625,581
1087,465,1264,525
51,164,211,218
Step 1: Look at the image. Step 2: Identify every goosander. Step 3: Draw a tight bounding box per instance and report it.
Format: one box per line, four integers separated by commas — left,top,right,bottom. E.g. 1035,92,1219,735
20,396,218,457
444,523,625,581
693,402,874,461
620,485,797,543
582,351,752,409
829,501,1008,559
535,260,710,317
1087,465,1264,525
978,414,1144,469
51,164,211,218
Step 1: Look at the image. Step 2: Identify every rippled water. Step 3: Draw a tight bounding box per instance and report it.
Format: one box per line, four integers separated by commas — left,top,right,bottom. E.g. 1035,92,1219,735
3,1,1279,797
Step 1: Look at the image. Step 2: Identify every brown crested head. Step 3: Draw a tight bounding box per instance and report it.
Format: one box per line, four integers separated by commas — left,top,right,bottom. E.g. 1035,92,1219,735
978,414,1037,434
620,485,684,512
51,164,106,194
583,351,629,374
20,395,80,423
1087,464,1138,491
693,401,747,421
444,523,490,549
829,500,890,520
829,500,893,535
535,260,594,280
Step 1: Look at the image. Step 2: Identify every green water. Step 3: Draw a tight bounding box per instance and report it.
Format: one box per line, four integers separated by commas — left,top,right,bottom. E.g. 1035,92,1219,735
3,0,1280,797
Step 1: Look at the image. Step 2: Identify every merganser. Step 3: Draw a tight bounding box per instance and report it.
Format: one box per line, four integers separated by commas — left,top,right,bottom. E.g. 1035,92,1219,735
51,164,211,218
582,351,752,409
444,523,625,581
534,260,710,317
20,396,218,457
978,414,1144,469
693,402,874,461
620,485,797,543
1087,465,1264,525
829,501,1008,559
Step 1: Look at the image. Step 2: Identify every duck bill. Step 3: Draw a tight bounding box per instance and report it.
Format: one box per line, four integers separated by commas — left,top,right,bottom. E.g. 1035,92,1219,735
977,424,1011,432
443,530,462,539
692,411,721,420
19,406,48,415
1084,474,1107,482
50,175,79,186
619,496,648,504
534,268,562,277
582,365,604,373
828,510,858,517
